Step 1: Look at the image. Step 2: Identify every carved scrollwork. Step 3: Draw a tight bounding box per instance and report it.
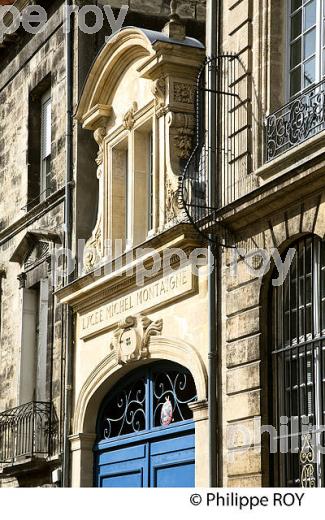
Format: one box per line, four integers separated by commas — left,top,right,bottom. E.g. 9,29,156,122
83,221,102,272
167,112,195,176
173,82,196,104
110,314,163,366
166,179,180,222
300,432,316,487
93,127,107,165
123,102,138,130
174,128,194,159
152,76,167,117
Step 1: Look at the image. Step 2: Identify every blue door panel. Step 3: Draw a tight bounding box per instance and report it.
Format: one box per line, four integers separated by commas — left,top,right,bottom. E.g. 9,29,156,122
100,470,143,488
97,443,146,465
150,433,195,455
95,364,197,488
153,461,195,488
96,443,148,487
96,429,195,488
150,433,195,488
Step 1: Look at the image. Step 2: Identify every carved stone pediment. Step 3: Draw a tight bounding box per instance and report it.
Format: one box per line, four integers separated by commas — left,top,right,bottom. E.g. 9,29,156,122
10,229,61,269
110,314,163,365
24,241,50,270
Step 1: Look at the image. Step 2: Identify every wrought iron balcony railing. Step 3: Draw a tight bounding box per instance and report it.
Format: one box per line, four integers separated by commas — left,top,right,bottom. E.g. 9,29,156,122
0,401,58,465
265,78,325,162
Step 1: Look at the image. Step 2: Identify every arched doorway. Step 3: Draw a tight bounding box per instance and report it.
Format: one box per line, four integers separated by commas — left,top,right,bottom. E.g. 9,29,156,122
94,361,197,487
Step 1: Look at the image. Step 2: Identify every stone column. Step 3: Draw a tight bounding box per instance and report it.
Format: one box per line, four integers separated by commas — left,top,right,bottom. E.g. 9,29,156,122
70,433,97,487
189,399,209,487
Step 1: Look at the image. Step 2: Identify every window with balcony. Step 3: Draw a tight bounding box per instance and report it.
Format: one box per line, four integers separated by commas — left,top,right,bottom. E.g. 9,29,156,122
265,0,325,161
20,279,49,404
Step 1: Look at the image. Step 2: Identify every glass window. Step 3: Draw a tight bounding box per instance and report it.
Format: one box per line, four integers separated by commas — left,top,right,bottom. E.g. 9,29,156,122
40,90,51,200
288,0,323,97
147,131,154,234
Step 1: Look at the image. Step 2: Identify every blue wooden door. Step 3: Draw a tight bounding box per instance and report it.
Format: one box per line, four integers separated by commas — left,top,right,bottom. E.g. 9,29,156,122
94,363,197,488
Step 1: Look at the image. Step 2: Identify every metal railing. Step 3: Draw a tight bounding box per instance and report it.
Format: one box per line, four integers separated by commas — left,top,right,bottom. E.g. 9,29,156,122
0,401,58,464
181,54,255,244
265,78,325,162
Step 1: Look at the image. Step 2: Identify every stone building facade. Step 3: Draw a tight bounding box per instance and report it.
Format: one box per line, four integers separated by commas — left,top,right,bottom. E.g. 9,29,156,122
217,0,325,487
1,0,324,489
0,0,204,487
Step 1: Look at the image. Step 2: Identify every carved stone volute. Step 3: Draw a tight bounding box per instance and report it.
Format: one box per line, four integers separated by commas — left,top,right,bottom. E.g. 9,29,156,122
110,314,163,366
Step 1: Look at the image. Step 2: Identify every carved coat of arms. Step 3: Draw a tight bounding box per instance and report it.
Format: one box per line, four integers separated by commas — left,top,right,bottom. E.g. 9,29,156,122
110,315,163,365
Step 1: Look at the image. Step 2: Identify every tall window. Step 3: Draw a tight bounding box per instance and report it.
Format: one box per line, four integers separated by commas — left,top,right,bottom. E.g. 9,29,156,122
289,0,325,97
271,236,325,487
20,279,49,403
40,90,52,200
147,131,154,234
28,78,52,209
110,120,155,255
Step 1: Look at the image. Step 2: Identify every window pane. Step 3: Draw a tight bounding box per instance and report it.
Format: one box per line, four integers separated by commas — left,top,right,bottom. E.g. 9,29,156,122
291,66,302,95
291,0,302,13
291,310,298,341
291,11,302,40
306,304,312,335
291,278,297,308
291,39,302,67
304,28,316,58
304,56,316,86
41,98,51,159
304,0,316,30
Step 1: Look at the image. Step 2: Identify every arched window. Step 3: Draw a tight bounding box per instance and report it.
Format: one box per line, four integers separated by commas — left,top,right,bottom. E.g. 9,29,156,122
271,235,325,487
97,362,197,441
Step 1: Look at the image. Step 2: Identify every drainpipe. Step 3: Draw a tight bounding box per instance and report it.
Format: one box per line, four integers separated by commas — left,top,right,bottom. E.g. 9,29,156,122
62,0,74,488
207,0,221,488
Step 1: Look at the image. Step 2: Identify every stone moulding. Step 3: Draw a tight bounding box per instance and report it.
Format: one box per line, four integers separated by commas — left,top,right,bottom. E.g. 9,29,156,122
74,25,204,272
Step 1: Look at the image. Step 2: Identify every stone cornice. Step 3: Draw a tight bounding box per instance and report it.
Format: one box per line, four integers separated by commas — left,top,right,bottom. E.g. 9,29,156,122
56,223,204,309
0,187,65,247
215,154,325,234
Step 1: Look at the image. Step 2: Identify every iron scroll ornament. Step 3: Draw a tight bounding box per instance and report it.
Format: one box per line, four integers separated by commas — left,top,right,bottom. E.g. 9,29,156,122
153,370,197,427
266,79,325,161
97,363,197,441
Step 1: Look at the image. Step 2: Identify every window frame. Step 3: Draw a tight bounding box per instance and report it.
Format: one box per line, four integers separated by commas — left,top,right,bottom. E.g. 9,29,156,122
40,89,52,201
271,235,325,487
107,111,157,255
287,0,325,99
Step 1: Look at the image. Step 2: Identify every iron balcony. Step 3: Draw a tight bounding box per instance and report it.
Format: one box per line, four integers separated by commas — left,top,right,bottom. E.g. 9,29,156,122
0,401,58,466
265,78,325,162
